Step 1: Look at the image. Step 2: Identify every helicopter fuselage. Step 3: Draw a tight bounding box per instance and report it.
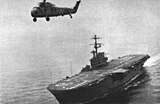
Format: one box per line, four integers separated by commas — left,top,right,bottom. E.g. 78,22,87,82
31,7,74,17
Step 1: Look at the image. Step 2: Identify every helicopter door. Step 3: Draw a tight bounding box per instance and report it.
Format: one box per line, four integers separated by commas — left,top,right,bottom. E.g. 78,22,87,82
45,7,52,16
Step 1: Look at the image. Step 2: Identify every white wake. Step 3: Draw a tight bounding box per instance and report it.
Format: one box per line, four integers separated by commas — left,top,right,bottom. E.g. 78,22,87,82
144,54,160,67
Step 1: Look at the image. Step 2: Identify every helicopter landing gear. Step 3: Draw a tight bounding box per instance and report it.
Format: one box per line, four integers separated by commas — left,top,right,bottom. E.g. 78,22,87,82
46,17,50,21
33,17,37,22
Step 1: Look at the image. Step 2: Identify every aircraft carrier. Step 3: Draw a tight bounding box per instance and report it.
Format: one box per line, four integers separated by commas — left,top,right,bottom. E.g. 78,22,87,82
47,35,150,104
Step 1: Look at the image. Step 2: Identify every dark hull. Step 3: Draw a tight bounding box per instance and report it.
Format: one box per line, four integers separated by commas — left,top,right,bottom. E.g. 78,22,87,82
47,54,150,104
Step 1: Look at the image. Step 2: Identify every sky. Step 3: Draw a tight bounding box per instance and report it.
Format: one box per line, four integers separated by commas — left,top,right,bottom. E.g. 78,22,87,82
1,0,160,76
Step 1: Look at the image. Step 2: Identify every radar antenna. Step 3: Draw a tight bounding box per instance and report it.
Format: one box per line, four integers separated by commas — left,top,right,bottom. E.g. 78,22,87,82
91,34,102,57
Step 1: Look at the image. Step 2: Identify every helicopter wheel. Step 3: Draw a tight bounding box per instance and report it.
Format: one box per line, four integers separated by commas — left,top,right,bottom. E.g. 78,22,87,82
33,18,37,22
46,17,50,21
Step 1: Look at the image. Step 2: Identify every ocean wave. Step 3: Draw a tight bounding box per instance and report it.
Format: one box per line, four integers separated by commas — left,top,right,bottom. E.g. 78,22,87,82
144,54,160,67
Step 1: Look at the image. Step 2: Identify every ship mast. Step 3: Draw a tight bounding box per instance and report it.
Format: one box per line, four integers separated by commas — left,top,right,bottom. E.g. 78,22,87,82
91,35,102,57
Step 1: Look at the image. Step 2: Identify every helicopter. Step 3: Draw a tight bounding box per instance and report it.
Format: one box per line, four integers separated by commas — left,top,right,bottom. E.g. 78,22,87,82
31,0,81,22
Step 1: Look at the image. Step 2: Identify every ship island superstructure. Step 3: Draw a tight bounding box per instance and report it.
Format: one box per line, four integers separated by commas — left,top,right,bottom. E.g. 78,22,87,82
47,35,150,104
81,35,108,71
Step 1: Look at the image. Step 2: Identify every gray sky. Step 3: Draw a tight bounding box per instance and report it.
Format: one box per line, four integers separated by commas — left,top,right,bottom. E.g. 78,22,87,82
1,0,160,75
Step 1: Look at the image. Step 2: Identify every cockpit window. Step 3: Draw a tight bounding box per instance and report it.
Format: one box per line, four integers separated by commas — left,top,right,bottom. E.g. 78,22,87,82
32,7,38,11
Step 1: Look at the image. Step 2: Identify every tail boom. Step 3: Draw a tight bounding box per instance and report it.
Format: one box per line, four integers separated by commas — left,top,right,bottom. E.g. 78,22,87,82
72,0,81,14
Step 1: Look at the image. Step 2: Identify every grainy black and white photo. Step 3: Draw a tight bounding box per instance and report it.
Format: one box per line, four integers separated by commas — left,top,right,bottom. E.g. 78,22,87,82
1,0,160,104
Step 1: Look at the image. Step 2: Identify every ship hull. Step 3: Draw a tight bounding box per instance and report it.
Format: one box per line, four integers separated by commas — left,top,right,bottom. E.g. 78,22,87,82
47,55,150,104
49,69,145,104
